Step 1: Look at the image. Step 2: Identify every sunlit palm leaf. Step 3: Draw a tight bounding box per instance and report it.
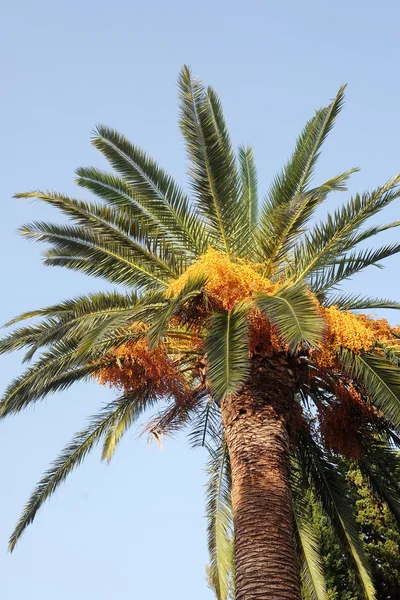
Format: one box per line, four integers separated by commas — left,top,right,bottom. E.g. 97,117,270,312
101,391,157,462
292,466,328,600
260,86,346,270
0,342,103,418
262,169,358,274
238,145,258,255
310,243,400,295
255,285,325,350
357,438,400,525
91,126,207,255
20,220,168,289
0,300,142,363
205,303,250,402
9,392,151,551
293,177,400,283
339,348,400,431
147,274,207,349
322,294,400,311
189,397,222,451
206,439,234,600
16,190,185,276
178,66,240,254
297,437,376,599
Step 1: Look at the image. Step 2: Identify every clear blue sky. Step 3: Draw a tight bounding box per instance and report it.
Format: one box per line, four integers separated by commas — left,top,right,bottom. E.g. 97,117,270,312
1,0,400,598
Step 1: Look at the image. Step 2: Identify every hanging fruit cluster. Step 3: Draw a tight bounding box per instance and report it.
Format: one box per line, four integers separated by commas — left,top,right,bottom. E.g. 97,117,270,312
167,247,277,309
95,337,190,403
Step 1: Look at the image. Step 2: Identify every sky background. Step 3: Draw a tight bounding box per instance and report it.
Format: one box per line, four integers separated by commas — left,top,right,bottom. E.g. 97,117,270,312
1,0,400,598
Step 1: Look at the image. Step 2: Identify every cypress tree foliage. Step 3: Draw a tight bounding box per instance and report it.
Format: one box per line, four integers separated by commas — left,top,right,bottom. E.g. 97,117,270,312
300,487,359,600
349,469,400,599
301,467,400,600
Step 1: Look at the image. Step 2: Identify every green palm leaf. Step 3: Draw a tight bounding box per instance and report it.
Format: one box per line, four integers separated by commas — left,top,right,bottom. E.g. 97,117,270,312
238,145,258,251
292,468,328,600
205,303,250,402
339,348,400,431
322,294,400,311
91,127,206,255
357,439,400,526
259,86,347,269
16,190,185,276
20,219,169,288
0,323,151,418
206,439,234,600
310,243,400,294
0,292,141,362
147,274,207,349
9,392,151,551
261,169,358,274
178,66,240,254
297,438,376,599
101,391,157,462
189,397,222,451
255,285,325,350
0,343,106,418
264,85,346,210
3,290,139,326
293,176,400,283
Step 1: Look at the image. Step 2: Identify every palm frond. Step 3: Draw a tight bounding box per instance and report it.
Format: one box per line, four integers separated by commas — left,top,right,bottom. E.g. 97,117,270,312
258,191,318,269
293,176,400,283
16,190,185,277
90,127,207,255
292,466,328,600
0,342,96,418
101,391,156,462
310,243,400,295
238,145,258,255
264,86,346,210
0,293,141,362
178,66,239,254
259,86,347,268
344,220,400,248
261,169,358,274
20,220,168,290
0,322,153,418
73,290,167,358
339,348,400,431
76,166,179,245
206,438,234,600
3,291,139,327
76,166,159,220
147,274,207,349
205,303,250,402
322,294,400,311
189,397,222,451
297,437,376,599
9,393,148,551
307,168,360,196
146,396,199,443
255,285,325,350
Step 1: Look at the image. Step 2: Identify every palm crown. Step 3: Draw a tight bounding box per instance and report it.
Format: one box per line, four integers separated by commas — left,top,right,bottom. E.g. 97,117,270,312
3,66,400,600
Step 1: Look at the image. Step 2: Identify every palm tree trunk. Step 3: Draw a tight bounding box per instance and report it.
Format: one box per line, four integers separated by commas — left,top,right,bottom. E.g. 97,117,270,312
221,357,301,600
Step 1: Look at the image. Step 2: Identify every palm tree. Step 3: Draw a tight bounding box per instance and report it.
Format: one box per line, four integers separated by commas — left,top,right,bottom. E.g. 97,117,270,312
2,66,400,600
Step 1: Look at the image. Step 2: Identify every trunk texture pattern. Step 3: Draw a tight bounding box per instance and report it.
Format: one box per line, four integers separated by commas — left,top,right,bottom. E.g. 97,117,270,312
221,356,302,600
